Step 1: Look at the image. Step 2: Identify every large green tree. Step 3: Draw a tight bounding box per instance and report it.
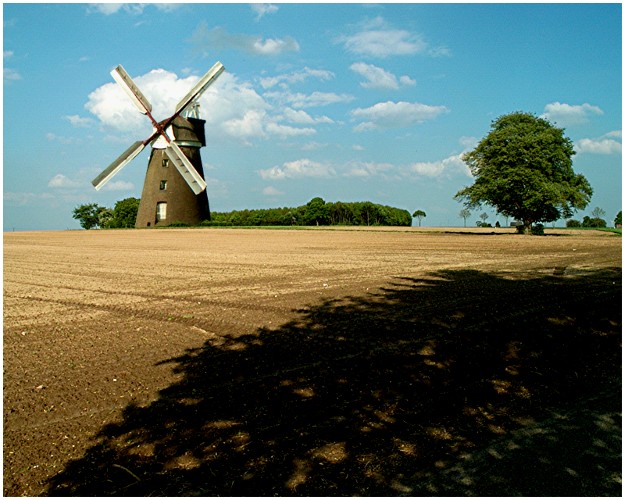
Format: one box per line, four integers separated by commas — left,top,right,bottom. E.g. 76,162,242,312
72,203,105,230
109,197,140,228
455,112,592,234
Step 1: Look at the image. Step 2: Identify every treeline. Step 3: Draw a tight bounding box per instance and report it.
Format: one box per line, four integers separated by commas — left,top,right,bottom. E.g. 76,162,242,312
205,197,412,227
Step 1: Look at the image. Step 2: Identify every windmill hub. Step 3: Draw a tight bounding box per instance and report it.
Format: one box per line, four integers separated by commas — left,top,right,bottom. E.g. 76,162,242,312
91,62,225,228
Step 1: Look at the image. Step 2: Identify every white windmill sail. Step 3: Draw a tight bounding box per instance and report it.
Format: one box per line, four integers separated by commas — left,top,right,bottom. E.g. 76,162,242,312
110,65,153,115
164,141,207,195
92,141,145,190
175,62,225,116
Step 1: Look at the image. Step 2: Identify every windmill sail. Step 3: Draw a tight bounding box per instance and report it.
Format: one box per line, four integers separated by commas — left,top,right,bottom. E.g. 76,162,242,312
164,141,207,195
92,140,146,190
175,62,225,116
110,65,153,115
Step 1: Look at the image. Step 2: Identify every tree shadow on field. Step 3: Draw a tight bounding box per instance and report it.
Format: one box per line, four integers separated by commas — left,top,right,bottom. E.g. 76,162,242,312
46,268,622,496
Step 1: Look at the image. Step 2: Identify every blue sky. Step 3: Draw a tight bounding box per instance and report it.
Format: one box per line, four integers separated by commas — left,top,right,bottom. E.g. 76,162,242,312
3,3,622,230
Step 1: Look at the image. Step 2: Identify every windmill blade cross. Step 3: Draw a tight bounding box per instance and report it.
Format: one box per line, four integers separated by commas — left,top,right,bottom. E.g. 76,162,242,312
165,141,207,195
110,65,153,115
92,140,146,190
175,61,225,116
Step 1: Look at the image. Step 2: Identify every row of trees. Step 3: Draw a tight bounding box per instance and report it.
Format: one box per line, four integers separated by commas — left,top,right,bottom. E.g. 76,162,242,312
72,197,413,229
458,205,619,229
208,197,412,227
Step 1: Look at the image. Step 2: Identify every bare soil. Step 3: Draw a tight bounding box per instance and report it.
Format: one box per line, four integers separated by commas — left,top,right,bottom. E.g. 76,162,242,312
3,227,621,496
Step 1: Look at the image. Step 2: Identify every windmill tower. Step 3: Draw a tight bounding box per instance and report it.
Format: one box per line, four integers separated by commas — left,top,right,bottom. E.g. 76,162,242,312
91,62,225,227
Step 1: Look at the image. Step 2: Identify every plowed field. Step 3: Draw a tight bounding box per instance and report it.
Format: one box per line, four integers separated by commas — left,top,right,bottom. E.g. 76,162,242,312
4,227,621,496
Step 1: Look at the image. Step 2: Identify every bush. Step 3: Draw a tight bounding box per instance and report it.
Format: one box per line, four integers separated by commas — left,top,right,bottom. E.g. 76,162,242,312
531,224,545,235
582,216,607,228
566,219,582,227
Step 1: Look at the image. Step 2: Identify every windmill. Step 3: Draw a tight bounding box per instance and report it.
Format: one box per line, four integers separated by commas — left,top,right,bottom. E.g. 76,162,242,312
92,62,225,227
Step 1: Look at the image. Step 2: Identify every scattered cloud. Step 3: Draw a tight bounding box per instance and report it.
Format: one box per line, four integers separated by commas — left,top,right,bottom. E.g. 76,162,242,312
280,108,333,125
458,136,478,149
4,192,54,206
259,67,334,90
86,68,334,146
406,154,470,178
87,4,178,15
258,158,336,180
101,180,135,191
351,101,448,131
262,185,284,196
48,174,81,189
350,62,415,90
343,161,394,178
265,90,355,109
46,132,79,145
541,102,604,126
252,4,278,21
337,16,449,58
575,131,622,155
190,23,299,56
265,122,316,138
4,67,21,81
64,114,93,128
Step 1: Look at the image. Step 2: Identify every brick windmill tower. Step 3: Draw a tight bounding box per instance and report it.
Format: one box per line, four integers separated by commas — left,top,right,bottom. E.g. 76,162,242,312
91,62,225,227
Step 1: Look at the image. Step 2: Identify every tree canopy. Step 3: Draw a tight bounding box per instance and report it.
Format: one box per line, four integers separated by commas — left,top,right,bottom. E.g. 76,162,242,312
455,112,592,234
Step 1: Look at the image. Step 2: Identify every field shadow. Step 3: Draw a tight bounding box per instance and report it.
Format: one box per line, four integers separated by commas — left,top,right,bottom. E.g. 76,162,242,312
46,268,621,496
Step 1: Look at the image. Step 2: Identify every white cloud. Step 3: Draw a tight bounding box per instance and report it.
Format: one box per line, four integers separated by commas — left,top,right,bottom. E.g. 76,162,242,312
541,102,604,126
190,23,299,56
64,114,93,128
351,101,448,131
407,154,471,178
4,68,21,81
48,174,81,188
46,132,79,145
252,4,279,21
343,161,394,178
265,122,316,138
258,158,336,180
281,108,333,125
575,132,622,155
4,50,14,58
338,16,448,58
262,185,284,196
87,4,178,15
87,4,145,15
459,136,478,149
5,192,54,206
223,109,268,142
102,180,135,191
266,90,355,109
350,62,414,90
399,75,416,86
259,67,334,89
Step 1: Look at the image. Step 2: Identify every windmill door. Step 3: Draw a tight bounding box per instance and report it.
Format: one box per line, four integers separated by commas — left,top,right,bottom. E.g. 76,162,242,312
156,202,167,222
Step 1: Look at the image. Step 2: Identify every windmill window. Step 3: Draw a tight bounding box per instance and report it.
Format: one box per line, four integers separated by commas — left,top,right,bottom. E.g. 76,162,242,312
156,202,167,221
162,158,169,168
160,180,167,190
